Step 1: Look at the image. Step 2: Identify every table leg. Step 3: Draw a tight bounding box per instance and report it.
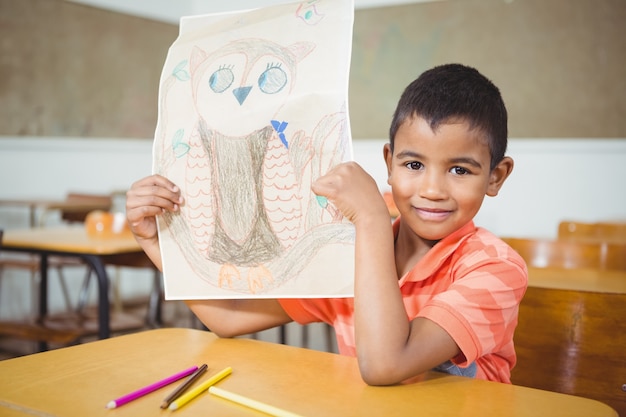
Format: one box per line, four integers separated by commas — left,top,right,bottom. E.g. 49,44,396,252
79,255,110,339
38,254,48,320
147,268,163,327
38,254,49,352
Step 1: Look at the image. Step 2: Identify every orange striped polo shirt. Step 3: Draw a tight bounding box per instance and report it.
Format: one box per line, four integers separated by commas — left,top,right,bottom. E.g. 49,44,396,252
279,220,528,383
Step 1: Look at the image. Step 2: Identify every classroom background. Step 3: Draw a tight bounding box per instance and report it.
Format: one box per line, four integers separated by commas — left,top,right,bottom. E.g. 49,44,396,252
1,0,625,346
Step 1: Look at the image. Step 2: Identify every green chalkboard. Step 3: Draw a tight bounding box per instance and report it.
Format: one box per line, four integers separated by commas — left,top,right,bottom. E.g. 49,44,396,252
0,0,178,138
349,0,626,139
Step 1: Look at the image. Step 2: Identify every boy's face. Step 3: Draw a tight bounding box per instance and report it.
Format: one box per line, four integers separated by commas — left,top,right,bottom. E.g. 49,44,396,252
384,115,510,242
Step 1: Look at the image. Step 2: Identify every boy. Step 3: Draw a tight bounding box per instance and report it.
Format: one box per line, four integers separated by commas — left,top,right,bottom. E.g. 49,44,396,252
126,63,527,386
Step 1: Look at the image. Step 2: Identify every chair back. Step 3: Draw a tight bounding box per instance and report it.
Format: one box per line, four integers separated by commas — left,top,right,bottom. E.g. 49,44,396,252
558,221,626,244
502,237,626,271
512,285,626,416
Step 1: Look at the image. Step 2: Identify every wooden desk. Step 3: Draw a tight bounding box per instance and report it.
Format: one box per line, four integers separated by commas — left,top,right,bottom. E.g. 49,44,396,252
528,266,626,294
1,226,157,341
0,328,617,417
515,267,626,415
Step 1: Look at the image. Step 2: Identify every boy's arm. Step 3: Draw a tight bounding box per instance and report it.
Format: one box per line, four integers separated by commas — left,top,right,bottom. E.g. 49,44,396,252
312,162,460,385
353,216,460,384
126,174,292,337
186,299,291,337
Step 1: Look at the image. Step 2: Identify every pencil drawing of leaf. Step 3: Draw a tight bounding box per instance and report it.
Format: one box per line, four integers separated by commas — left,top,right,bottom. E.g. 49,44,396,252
296,1,326,25
173,60,190,81
172,129,189,158
315,195,328,208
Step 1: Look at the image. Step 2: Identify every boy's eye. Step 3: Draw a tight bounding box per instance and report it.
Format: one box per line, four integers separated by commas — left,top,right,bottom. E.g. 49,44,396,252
405,161,423,170
450,166,469,175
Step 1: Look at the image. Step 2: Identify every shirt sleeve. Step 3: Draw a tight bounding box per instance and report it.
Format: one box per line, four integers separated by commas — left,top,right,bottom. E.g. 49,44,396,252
278,298,320,324
279,297,351,327
418,257,527,366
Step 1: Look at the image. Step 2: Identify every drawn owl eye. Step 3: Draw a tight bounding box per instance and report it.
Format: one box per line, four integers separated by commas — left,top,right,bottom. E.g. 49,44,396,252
258,64,288,94
209,66,235,93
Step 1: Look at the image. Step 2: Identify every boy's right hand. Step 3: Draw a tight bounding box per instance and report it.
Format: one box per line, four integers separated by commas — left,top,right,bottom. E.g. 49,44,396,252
312,162,389,227
125,174,183,243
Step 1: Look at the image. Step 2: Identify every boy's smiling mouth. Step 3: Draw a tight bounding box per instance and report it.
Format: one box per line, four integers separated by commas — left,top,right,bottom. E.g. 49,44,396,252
414,207,452,221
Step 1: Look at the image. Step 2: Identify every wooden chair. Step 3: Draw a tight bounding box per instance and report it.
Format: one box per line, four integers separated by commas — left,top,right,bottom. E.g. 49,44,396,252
512,285,626,416
0,229,83,347
502,237,626,271
558,220,626,244
504,236,626,414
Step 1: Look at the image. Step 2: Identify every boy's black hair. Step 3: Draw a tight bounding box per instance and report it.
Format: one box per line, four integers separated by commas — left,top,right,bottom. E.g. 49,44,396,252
389,63,508,170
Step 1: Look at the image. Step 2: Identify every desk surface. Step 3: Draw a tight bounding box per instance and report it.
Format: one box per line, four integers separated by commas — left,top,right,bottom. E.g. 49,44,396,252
0,328,617,417
0,198,107,210
527,266,626,294
2,226,141,256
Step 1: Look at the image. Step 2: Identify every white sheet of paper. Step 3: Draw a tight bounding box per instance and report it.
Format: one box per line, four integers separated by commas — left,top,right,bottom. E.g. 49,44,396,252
153,0,355,299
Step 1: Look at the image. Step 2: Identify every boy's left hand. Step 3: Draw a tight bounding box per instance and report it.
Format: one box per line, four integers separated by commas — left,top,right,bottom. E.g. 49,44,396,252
312,162,389,226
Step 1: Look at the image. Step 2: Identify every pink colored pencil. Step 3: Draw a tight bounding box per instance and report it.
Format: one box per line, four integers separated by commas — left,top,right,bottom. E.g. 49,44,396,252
106,365,198,409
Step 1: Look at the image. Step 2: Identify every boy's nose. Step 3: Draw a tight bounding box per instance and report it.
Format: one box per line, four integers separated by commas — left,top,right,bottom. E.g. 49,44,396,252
418,171,447,200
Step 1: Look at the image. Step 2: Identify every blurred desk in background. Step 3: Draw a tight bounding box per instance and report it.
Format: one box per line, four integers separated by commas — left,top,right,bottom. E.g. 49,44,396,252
1,226,159,345
515,267,626,415
527,266,626,294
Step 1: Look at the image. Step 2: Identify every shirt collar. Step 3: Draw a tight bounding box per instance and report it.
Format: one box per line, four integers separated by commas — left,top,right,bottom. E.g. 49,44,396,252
393,219,477,283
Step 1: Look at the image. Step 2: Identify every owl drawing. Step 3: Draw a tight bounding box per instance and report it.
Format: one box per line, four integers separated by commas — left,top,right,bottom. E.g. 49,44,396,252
157,37,353,295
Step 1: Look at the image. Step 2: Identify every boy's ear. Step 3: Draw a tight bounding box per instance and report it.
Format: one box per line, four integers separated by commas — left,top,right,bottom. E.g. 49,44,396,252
486,156,514,197
383,143,393,185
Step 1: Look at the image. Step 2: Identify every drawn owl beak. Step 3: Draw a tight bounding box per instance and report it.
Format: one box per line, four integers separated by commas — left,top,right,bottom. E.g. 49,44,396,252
233,86,252,105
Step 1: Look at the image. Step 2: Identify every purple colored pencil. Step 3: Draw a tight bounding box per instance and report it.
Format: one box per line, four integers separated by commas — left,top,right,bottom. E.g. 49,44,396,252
106,365,198,409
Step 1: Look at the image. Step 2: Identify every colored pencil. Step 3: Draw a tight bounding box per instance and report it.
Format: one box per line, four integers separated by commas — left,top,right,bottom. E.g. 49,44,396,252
160,363,208,409
105,365,198,409
209,386,305,417
169,366,232,411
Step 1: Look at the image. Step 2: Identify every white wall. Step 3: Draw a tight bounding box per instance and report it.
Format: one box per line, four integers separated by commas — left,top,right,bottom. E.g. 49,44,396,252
1,136,625,320
474,139,626,236
1,136,625,232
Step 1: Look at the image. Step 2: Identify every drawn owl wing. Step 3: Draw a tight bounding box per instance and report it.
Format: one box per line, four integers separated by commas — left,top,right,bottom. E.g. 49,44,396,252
308,110,351,225
312,109,350,177
179,125,215,259
262,128,303,250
